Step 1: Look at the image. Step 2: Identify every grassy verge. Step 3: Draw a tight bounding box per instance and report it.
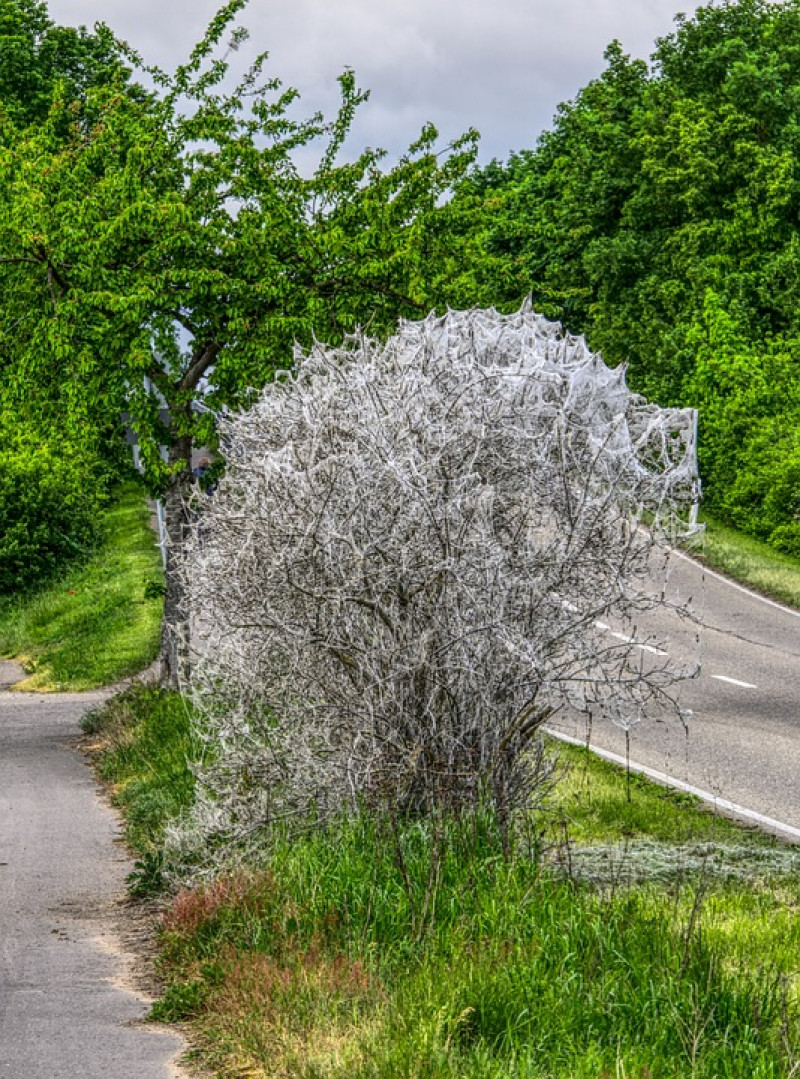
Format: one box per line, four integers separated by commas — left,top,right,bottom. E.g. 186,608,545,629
546,740,774,846
687,512,800,609
87,688,800,1079
0,480,163,690
82,686,196,895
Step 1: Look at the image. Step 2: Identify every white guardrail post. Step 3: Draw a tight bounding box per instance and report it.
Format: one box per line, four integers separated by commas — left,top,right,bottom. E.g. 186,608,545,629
130,385,169,571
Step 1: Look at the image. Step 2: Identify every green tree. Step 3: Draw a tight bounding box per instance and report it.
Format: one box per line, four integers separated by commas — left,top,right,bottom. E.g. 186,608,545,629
0,0,477,680
0,0,129,126
0,0,138,560
455,0,800,549
683,292,800,552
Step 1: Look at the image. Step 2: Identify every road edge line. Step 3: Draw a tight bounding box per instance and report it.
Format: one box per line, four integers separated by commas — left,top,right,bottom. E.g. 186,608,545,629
543,726,800,845
671,547,800,619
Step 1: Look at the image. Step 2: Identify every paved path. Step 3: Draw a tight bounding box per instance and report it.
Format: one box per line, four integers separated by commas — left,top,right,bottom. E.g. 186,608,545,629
0,687,185,1079
547,551,800,837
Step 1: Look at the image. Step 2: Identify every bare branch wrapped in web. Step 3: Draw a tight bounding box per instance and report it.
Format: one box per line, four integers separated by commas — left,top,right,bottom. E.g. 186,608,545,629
168,303,701,874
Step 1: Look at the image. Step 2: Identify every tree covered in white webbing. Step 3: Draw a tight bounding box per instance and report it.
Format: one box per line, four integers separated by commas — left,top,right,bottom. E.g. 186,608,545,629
168,304,700,873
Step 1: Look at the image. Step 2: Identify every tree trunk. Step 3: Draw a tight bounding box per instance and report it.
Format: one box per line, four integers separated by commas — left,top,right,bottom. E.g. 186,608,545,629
160,434,194,688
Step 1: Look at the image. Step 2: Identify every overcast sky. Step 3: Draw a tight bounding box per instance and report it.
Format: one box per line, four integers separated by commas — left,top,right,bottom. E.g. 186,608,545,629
47,0,705,163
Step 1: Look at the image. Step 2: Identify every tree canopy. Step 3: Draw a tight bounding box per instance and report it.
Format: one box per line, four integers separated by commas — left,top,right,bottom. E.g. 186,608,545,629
1,0,476,468
451,0,800,554
0,0,129,126
2,0,796,625
0,0,477,672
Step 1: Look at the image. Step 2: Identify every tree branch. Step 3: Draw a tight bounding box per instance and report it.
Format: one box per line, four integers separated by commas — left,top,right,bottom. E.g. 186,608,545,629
180,341,221,392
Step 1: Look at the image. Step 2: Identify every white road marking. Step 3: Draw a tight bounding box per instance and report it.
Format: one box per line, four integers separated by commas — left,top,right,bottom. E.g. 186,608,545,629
543,727,800,844
606,628,668,657
638,643,669,657
671,547,800,619
571,611,668,657
711,674,758,689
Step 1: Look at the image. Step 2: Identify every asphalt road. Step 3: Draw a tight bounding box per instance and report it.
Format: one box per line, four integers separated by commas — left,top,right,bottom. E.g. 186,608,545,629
547,550,800,837
0,688,185,1079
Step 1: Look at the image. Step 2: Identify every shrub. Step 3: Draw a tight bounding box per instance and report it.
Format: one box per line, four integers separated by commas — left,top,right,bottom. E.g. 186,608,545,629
0,440,105,593
170,305,701,878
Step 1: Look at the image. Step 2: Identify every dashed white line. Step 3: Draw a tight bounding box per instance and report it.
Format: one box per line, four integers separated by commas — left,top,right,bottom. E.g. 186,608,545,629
711,674,758,689
603,626,668,657
637,643,669,657
570,611,669,657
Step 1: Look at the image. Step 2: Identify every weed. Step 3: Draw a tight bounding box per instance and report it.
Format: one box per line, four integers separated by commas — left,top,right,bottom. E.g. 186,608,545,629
149,979,209,1022
127,851,167,898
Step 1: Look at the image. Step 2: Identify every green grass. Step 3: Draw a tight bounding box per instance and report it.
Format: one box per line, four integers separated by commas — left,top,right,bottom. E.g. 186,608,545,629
542,742,800,888
686,512,800,609
545,741,771,846
86,687,800,1079
82,685,196,895
65,504,800,1076
0,481,164,690
153,818,798,1079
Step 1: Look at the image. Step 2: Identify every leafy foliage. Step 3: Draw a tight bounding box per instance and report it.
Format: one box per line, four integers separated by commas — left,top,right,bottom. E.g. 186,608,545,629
0,433,104,593
0,0,477,678
451,0,800,550
0,0,129,127
0,1,141,590
0,1,476,484
684,293,800,553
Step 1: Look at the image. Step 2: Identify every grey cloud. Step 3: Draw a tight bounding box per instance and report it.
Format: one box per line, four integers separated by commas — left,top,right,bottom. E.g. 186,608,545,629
46,0,701,161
